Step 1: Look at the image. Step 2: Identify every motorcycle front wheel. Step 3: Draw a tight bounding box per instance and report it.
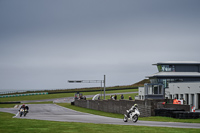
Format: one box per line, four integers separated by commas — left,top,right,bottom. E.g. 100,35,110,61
20,112,23,117
123,116,128,122
132,114,138,123
24,112,27,117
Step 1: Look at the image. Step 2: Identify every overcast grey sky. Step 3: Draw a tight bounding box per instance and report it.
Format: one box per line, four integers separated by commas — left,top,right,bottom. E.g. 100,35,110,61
0,0,200,91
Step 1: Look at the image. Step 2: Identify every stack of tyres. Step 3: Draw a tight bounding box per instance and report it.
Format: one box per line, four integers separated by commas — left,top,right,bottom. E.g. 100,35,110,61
170,111,200,119
172,111,185,118
155,108,186,118
191,112,200,119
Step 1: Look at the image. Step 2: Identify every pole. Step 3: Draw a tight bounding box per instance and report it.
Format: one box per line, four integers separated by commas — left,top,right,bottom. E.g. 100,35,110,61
104,75,106,100
101,80,102,100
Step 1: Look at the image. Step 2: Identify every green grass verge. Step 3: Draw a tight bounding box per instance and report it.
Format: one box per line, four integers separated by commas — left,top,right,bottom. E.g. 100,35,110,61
0,93,75,102
0,89,138,102
0,103,18,108
0,102,53,108
57,103,200,123
1,112,200,133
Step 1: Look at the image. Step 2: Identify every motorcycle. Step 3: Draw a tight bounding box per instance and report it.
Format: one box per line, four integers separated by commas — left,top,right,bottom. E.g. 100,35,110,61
24,108,28,117
123,107,140,123
19,108,24,117
19,108,28,117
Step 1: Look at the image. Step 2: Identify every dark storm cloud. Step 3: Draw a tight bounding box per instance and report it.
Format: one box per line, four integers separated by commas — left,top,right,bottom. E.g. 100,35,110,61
0,0,200,91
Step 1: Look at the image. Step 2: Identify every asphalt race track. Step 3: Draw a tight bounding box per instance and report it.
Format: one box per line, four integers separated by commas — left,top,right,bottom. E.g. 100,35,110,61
1,104,200,129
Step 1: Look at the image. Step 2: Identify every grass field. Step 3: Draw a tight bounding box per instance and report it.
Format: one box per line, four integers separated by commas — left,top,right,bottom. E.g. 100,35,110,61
0,89,138,102
1,112,200,133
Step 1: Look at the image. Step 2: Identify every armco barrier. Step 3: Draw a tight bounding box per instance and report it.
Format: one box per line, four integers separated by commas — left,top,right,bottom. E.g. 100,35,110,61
0,92,48,98
0,101,21,104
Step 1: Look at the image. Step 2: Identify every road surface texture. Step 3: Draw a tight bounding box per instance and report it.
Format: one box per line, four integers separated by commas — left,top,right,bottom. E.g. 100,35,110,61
0,104,200,129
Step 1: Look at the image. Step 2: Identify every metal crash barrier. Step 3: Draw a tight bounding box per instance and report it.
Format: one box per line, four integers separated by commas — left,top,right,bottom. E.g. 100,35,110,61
0,92,48,98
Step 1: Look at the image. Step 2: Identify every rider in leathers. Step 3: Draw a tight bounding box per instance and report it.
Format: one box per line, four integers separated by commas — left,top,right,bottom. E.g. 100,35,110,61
19,104,29,112
20,104,26,110
127,104,138,118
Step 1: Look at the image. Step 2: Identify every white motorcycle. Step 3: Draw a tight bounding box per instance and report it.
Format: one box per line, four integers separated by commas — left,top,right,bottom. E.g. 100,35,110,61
123,105,140,123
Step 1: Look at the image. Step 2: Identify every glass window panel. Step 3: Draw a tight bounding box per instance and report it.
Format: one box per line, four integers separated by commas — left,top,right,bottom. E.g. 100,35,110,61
160,65,175,72
159,85,162,94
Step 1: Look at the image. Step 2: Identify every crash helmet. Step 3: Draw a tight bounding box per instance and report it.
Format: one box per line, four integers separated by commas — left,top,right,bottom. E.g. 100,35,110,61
134,104,138,108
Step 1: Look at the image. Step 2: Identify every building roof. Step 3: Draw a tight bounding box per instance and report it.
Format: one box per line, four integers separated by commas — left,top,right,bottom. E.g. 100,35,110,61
146,72,200,78
153,61,200,65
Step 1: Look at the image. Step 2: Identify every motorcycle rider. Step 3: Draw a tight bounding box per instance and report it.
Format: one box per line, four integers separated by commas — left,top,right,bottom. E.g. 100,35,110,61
25,105,29,112
20,104,26,110
19,104,29,116
127,104,138,118
18,104,26,115
19,104,29,112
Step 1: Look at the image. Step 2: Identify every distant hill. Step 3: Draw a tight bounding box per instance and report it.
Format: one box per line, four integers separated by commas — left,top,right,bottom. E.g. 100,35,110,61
131,79,150,87
1,79,150,95
107,79,150,89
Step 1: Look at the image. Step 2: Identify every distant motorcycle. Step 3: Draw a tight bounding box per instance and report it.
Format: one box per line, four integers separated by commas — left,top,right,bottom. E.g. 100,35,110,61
24,108,28,116
19,108,24,117
19,108,28,117
123,104,140,123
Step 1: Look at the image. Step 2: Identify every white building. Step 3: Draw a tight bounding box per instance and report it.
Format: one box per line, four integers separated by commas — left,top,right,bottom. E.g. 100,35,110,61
137,61,200,109
166,82,200,109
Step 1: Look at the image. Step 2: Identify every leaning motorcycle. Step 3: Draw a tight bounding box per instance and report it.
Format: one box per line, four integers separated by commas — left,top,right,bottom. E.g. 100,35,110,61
24,108,28,117
19,108,24,117
123,107,140,123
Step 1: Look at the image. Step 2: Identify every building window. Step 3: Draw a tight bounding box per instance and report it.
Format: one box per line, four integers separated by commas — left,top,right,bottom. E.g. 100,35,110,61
157,65,175,72
159,79,167,88
150,78,157,83
145,84,164,95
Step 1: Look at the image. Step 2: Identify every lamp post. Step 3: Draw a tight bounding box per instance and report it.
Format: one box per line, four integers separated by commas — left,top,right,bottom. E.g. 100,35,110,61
177,86,180,99
68,75,106,100
103,75,106,100
172,84,174,99
188,86,190,105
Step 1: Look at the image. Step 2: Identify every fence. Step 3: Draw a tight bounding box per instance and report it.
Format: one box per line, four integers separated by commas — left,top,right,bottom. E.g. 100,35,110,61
0,92,48,98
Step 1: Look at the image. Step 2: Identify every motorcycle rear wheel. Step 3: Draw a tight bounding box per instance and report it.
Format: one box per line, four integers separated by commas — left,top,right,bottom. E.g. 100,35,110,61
20,112,23,117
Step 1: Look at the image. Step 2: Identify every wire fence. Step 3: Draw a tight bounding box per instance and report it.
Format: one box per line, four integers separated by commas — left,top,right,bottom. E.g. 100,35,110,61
0,89,69,95
0,90,27,95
